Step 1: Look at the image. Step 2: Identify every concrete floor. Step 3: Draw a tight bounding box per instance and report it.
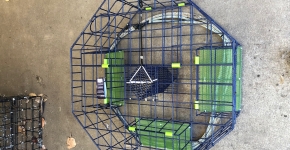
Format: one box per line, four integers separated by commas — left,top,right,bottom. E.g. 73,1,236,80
0,0,290,149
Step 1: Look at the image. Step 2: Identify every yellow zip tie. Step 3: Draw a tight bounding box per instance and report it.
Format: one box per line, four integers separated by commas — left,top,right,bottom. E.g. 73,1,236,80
128,126,136,132
195,56,200,65
165,132,173,137
102,59,109,68
178,2,185,7
171,63,181,68
102,64,109,68
194,101,199,109
145,7,152,11
104,98,108,104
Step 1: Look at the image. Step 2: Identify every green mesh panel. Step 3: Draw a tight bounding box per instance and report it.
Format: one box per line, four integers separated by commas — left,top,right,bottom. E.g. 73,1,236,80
198,46,242,112
136,118,191,150
105,51,125,106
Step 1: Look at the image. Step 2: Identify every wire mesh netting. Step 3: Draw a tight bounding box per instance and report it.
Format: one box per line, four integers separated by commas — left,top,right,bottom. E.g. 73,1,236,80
70,0,242,149
0,96,44,150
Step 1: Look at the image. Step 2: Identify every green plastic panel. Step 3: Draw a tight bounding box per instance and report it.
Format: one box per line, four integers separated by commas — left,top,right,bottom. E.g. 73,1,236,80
136,118,191,150
198,47,242,112
105,51,125,106
236,46,242,110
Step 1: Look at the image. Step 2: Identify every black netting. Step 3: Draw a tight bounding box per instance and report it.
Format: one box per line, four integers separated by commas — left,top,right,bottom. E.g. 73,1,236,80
128,66,177,100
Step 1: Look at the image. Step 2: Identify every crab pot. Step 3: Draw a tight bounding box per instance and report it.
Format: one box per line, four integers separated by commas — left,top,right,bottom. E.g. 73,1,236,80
0,96,44,150
71,0,242,149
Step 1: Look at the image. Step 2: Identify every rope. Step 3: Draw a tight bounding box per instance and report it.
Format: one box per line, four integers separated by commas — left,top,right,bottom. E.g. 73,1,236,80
109,12,231,50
